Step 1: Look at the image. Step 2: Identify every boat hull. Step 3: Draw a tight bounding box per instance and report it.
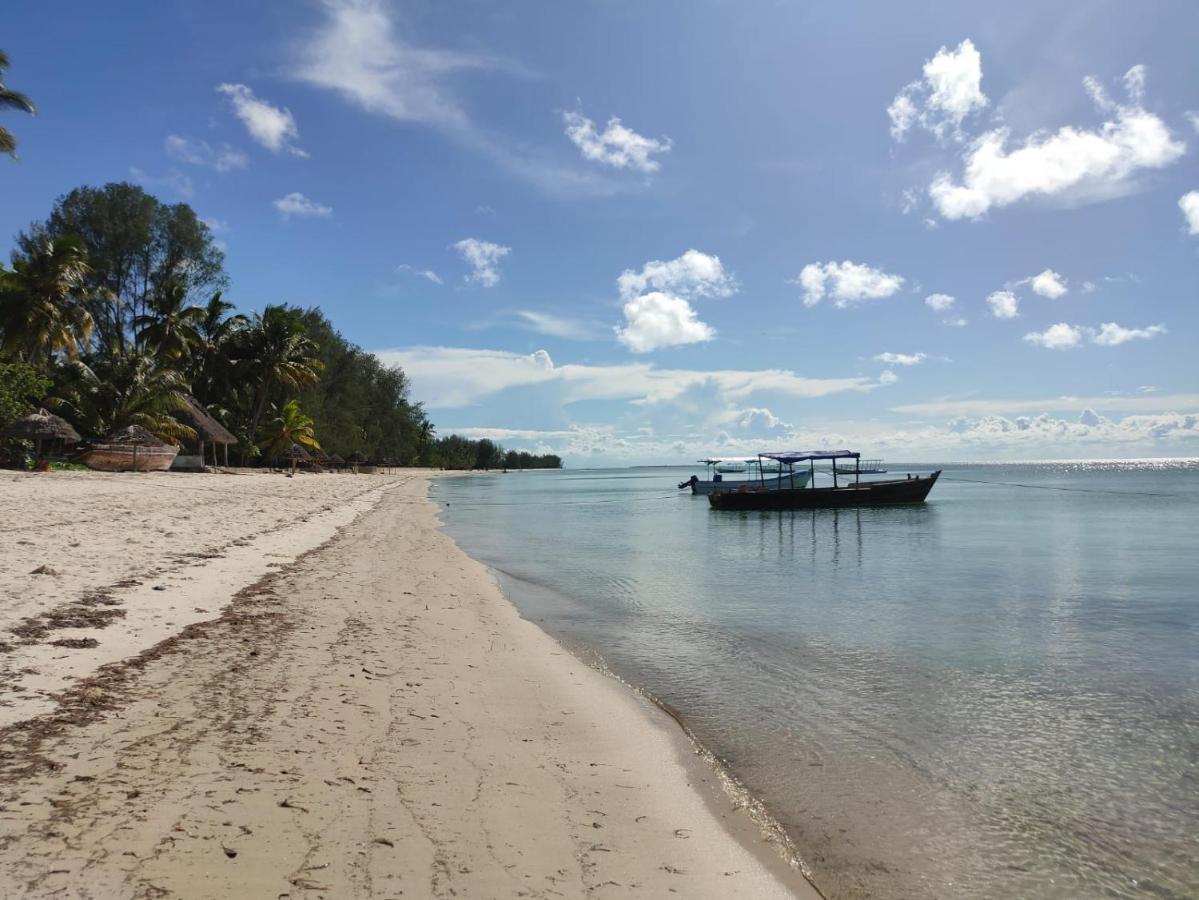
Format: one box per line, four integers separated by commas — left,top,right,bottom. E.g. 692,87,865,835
82,445,179,472
689,471,812,495
708,471,941,510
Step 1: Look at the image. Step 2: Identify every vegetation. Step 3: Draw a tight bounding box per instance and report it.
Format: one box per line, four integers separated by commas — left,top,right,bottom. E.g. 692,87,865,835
0,181,562,470
0,50,35,159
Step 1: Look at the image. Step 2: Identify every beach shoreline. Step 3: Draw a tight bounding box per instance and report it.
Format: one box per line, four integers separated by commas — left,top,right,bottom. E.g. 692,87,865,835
0,470,819,898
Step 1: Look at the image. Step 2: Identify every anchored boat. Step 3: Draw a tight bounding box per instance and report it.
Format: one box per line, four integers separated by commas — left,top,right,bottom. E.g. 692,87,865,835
680,456,812,495
707,450,940,510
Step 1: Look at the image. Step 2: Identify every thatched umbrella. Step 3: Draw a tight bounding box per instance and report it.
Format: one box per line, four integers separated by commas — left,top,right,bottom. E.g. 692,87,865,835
282,442,311,475
2,408,80,467
329,452,345,472
347,450,367,474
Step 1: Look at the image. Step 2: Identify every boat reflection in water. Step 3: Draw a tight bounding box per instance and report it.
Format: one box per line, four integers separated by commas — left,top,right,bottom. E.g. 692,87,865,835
708,450,940,510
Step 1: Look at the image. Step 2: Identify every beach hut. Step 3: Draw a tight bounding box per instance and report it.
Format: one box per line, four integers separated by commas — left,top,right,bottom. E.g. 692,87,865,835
170,393,238,469
347,450,370,474
309,445,331,471
329,452,346,472
2,408,80,470
83,425,178,472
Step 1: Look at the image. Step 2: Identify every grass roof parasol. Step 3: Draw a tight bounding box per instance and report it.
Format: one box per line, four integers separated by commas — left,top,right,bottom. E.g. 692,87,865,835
283,443,312,461
329,452,345,464
101,425,168,447
2,408,81,443
347,451,368,463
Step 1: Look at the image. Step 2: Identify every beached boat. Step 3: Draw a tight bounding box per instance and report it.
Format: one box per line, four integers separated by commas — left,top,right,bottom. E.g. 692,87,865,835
680,456,812,494
708,451,940,510
82,425,179,472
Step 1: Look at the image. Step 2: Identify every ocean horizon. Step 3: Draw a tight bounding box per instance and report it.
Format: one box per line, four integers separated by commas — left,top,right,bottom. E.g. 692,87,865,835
436,460,1199,899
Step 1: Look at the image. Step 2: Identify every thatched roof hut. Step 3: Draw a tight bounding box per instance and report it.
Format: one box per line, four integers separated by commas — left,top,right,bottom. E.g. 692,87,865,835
329,452,345,465
2,408,80,444
173,394,237,445
102,424,168,447
347,451,367,464
283,443,312,460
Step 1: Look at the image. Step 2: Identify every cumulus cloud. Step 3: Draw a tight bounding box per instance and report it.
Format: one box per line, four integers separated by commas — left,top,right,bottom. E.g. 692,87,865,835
928,65,1185,220
615,292,715,353
1180,190,1199,235
1026,269,1068,298
454,238,511,287
874,352,927,366
796,260,905,308
987,290,1019,319
1024,322,1083,349
164,134,248,172
925,293,955,311
217,84,307,156
879,370,899,386
563,110,672,173
1023,321,1165,349
273,192,332,218
889,39,988,142
1091,322,1166,345
617,249,736,300
733,407,791,437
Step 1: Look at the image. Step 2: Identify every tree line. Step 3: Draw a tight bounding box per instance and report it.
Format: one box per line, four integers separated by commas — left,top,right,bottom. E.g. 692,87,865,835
0,181,561,471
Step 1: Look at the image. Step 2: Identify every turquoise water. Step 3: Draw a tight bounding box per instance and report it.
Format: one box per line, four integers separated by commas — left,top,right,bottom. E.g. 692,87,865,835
433,462,1199,899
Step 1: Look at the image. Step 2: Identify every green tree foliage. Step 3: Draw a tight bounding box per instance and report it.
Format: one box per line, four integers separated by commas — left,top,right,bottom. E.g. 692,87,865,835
0,235,94,366
0,50,35,159
0,360,50,430
258,398,319,460
18,183,226,355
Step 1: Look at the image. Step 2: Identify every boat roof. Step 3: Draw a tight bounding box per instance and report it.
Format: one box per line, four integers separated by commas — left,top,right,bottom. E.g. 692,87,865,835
761,450,860,463
697,456,774,464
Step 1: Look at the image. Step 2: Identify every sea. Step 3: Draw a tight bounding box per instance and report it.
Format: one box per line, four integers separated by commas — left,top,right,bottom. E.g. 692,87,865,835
432,461,1199,900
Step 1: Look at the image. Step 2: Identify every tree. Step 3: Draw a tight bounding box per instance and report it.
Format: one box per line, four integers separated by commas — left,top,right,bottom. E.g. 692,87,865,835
49,353,194,444
232,305,323,441
0,235,94,367
0,360,50,430
0,50,35,159
133,281,205,362
258,398,319,461
19,183,226,355
190,291,246,406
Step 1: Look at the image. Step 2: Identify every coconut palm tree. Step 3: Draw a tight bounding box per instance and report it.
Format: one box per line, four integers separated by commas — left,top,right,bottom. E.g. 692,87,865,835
258,398,320,461
0,235,94,366
133,281,205,362
233,305,324,440
190,291,246,404
50,352,194,444
0,50,35,159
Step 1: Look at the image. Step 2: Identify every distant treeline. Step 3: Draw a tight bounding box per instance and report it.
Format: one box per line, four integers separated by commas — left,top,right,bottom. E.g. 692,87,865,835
0,182,562,470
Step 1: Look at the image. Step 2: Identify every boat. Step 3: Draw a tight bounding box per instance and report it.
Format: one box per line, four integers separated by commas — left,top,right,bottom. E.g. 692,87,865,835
81,425,180,472
707,451,940,510
834,457,885,474
680,456,812,495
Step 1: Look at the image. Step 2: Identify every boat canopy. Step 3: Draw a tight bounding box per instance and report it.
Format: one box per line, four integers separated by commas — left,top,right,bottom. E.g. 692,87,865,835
761,450,860,464
697,456,774,465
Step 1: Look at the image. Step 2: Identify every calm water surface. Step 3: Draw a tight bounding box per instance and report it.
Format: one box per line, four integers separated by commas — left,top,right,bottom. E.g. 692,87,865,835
433,462,1199,899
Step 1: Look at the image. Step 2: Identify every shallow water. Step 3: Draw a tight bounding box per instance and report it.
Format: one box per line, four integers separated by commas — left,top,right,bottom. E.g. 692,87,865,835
434,462,1199,899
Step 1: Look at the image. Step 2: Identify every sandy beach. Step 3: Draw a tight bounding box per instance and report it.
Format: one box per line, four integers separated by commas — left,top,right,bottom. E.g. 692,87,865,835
0,470,817,898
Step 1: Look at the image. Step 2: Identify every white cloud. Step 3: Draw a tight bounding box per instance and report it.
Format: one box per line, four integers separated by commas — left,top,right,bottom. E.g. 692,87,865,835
375,346,883,409
1024,322,1084,349
454,238,510,287
129,167,194,199
733,407,791,437
796,260,904,308
273,192,332,218
1180,190,1199,235
217,84,307,157
874,352,927,366
563,110,672,173
925,292,955,311
1027,269,1068,298
986,290,1019,319
929,65,1185,220
889,39,988,142
514,311,599,340
615,292,715,353
617,249,736,301
879,370,899,386
164,134,248,172
397,264,443,285
1091,322,1166,346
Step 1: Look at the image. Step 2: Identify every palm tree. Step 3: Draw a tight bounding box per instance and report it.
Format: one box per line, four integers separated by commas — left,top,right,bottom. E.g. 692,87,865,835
191,291,246,404
0,50,35,159
0,235,94,366
134,281,206,363
50,353,194,444
259,398,319,462
233,305,324,440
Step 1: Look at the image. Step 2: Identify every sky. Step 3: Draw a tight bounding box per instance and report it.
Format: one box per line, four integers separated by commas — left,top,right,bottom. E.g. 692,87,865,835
2,0,1197,465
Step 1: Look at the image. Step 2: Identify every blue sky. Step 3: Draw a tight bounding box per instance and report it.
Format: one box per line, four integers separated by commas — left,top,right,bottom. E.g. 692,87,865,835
3,0,1197,463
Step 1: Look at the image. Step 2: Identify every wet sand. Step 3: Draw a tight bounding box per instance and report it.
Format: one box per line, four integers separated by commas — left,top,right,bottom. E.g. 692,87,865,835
0,471,818,898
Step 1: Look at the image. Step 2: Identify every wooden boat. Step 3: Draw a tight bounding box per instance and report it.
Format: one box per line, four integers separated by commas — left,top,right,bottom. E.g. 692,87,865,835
707,451,940,510
680,456,811,495
82,443,179,472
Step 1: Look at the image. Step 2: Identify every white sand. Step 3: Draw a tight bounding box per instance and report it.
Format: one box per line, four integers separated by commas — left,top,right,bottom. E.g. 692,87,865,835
0,471,818,898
